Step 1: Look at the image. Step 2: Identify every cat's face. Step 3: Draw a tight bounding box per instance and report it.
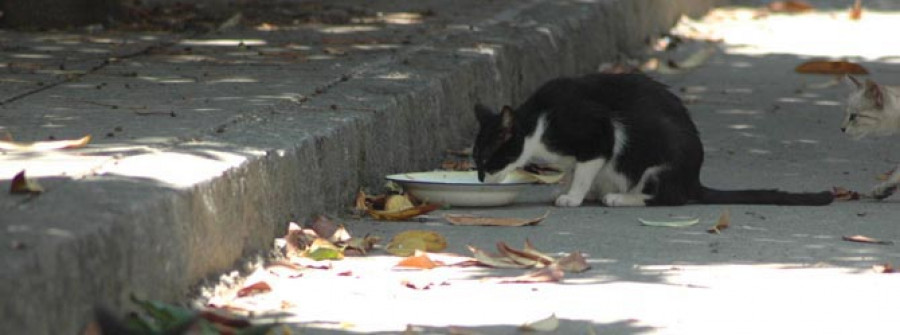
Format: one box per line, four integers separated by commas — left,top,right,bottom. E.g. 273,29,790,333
473,104,520,182
842,76,895,138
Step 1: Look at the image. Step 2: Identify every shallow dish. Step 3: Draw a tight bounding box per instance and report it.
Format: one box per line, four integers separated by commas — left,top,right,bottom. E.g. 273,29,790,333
385,171,534,207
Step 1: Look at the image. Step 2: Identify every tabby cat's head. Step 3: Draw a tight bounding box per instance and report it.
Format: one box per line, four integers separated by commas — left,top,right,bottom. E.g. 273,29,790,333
473,104,520,183
842,75,897,138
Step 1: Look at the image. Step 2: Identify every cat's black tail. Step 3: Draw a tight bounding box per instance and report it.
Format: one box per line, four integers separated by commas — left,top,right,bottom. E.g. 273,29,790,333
698,186,834,206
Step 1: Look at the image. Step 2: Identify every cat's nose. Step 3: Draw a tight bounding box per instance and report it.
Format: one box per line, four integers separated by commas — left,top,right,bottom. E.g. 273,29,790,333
840,127,846,132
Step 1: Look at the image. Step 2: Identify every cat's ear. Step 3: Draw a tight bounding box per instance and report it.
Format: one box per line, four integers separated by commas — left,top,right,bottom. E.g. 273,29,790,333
474,104,496,125
864,79,885,110
844,75,863,89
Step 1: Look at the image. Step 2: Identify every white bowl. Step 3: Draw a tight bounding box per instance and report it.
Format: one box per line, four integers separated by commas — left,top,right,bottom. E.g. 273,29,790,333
385,171,534,207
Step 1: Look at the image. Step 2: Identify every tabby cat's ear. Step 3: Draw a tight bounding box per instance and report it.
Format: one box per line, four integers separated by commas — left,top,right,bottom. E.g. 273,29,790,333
474,104,496,125
844,75,862,89
864,79,884,110
500,105,514,131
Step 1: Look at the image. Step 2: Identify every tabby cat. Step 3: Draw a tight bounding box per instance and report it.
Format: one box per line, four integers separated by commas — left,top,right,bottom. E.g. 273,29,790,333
842,75,900,199
473,73,833,207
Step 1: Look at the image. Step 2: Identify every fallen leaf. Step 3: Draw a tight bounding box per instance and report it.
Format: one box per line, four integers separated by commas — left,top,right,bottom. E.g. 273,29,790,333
385,194,415,211
304,238,344,260
767,0,814,13
842,235,893,245
519,314,560,332
707,209,731,234
832,186,861,201
236,281,272,297
9,170,44,194
795,60,868,75
638,217,699,227
850,0,862,20
344,234,380,256
496,242,546,267
354,189,368,211
330,225,352,244
367,203,441,221
523,239,557,264
386,230,447,256
444,211,549,227
493,264,564,284
402,278,445,290
468,245,531,269
555,252,591,273
396,250,440,269
873,263,894,273
0,134,91,151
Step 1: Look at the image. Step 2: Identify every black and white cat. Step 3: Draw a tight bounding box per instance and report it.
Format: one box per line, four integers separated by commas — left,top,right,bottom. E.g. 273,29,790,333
473,73,833,207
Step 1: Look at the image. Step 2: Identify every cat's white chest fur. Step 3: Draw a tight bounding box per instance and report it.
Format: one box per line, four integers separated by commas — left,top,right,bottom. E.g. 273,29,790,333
521,117,632,199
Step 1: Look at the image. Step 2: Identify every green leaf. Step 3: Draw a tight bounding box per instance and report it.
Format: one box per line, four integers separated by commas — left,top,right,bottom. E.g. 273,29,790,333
130,295,197,330
306,247,344,261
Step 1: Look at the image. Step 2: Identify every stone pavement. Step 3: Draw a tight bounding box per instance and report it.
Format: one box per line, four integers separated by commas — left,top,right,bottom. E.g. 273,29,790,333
201,2,900,334
0,0,720,333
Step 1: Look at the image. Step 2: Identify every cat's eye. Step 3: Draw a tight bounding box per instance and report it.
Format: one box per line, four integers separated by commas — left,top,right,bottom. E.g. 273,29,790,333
848,114,858,122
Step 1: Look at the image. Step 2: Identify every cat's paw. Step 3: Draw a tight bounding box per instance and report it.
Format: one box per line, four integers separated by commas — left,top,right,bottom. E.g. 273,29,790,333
872,182,898,200
554,194,584,207
602,193,646,207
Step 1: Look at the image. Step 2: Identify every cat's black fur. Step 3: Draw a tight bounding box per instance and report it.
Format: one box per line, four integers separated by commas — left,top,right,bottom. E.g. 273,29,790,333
473,73,833,206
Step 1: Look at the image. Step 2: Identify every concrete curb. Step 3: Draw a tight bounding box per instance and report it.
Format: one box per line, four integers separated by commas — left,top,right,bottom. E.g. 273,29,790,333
1,0,719,333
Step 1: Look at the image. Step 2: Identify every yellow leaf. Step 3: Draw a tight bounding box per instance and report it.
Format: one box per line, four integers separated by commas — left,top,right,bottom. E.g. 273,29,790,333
367,203,441,221
385,194,414,211
0,134,91,151
386,230,446,256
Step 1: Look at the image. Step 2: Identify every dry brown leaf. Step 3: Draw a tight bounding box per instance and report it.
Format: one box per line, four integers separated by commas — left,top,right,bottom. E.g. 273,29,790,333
0,134,91,151
795,60,868,75
354,189,368,211
873,263,894,273
497,241,551,267
767,0,814,13
523,239,557,264
444,211,549,227
556,252,591,273
367,203,441,221
492,264,565,284
519,314,560,332
236,281,272,297
9,170,44,194
468,245,531,269
396,250,441,269
344,235,380,256
842,235,893,245
707,209,731,234
850,0,863,20
832,186,861,201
